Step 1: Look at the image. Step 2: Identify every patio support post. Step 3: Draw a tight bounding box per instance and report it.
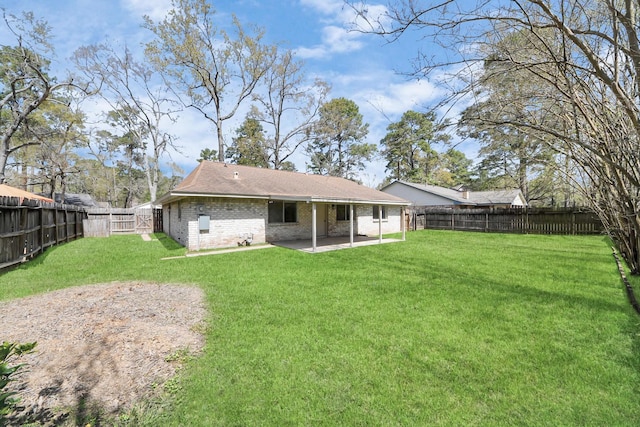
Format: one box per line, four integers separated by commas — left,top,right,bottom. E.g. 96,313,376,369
312,202,317,252
402,206,406,241
378,204,383,244
349,203,354,247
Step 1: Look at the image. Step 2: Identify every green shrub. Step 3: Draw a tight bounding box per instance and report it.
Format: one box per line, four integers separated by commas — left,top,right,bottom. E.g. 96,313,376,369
0,341,37,421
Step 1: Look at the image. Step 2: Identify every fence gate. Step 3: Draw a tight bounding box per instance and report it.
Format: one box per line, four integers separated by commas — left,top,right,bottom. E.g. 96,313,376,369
135,209,153,234
86,207,158,235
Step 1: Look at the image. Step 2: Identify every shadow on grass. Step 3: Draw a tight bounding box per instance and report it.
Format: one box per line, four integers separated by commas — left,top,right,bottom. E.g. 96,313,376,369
3,243,60,274
340,242,631,318
152,233,184,251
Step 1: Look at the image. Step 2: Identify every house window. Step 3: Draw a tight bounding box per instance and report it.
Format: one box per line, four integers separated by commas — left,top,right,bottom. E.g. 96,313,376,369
268,201,297,223
373,205,387,221
336,204,351,221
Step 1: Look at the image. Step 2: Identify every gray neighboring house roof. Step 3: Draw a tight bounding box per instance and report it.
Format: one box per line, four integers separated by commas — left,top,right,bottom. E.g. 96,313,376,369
158,161,410,206
470,189,527,206
54,192,97,207
380,181,527,207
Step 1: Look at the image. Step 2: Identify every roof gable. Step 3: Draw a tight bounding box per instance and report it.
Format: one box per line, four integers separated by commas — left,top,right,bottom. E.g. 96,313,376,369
382,181,471,204
161,162,409,205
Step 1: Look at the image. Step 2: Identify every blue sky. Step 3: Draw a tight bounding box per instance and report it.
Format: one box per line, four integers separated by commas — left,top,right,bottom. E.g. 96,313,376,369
1,0,476,186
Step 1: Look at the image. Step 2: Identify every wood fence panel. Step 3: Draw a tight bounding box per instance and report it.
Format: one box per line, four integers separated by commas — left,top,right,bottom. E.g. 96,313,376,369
41,207,57,250
86,207,158,235
415,207,604,235
0,197,85,270
83,218,110,237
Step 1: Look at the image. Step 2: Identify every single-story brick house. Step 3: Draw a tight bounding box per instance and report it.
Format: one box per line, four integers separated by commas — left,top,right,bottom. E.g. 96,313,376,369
156,161,410,251
381,181,527,208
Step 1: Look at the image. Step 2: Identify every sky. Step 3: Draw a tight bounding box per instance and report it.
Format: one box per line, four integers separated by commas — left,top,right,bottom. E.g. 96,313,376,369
1,0,478,187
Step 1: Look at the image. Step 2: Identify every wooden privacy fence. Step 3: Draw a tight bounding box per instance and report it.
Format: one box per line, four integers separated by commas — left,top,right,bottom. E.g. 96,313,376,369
0,196,86,270
85,208,162,237
412,207,604,235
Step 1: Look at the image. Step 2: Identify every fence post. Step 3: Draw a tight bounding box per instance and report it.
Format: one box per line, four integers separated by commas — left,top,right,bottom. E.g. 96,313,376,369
65,210,69,242
54,206,59,244
39,205,45,256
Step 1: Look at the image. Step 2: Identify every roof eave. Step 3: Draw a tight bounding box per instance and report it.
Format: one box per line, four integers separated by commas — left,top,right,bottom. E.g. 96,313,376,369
157,191,409,206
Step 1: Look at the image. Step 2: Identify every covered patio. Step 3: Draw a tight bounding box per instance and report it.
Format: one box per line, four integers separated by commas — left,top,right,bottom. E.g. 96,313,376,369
158,162,410,251
273,235,404,253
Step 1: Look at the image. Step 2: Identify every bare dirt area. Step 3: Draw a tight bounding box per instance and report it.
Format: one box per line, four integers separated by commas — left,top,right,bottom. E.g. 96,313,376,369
0,281,208,425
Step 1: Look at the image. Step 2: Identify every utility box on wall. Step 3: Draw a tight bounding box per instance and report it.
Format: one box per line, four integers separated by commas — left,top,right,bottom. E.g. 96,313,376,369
198,215,210,232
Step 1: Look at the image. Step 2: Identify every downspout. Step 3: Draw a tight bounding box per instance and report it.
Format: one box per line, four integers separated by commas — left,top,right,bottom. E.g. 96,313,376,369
378,204,383,244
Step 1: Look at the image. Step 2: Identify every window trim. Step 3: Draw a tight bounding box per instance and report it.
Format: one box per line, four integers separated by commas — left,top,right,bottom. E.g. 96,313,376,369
373,205,387,221
336,204,351,222
268,200,298,224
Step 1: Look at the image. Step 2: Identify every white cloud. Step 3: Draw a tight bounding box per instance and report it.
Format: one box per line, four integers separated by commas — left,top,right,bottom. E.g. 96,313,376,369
299,0,342,15
120,0,173,22
295,0,381,59
323,25,363,52
295,45,329,60
360,79,444,117
297,24,364,59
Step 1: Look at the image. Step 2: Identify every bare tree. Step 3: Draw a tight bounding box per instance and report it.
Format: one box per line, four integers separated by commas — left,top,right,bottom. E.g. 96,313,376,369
252,49,329,169
73,44,178,202
349,0,640,273
0,10,90,183
144,0,277,161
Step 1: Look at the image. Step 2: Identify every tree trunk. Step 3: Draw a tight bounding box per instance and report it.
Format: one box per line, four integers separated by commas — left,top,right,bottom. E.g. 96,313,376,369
0,146,8,184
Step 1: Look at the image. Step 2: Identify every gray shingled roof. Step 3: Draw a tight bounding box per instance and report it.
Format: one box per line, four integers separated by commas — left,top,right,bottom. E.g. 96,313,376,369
395,182,471,204
469,189,525,206
54,192,97,207
158,161,409,205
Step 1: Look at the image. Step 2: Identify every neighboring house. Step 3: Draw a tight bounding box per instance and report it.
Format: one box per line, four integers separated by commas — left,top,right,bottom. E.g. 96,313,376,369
156,161,410,251
0,184,54,203
381,181,527,208
132,201,161,210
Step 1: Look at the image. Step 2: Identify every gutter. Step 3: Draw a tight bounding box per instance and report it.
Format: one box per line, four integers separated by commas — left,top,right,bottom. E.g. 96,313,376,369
156,192,409,206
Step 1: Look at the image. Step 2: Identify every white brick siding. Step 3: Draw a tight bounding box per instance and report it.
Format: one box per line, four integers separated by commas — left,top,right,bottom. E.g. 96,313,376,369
356,205,403,236
162,198,404,250
164,197,267,251
265,202,312,242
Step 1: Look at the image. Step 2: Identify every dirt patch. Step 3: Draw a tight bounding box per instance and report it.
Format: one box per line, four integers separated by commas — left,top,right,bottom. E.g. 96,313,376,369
0,281,207,425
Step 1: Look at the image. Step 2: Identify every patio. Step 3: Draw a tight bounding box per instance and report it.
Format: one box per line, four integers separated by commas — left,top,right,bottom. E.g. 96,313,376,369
273,236,404,253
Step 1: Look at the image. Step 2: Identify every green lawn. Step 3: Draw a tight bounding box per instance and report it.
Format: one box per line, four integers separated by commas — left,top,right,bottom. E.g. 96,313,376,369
1,230,639,426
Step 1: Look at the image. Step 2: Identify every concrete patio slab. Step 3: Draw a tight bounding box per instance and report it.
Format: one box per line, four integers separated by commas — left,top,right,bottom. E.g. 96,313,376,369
273,236,403,253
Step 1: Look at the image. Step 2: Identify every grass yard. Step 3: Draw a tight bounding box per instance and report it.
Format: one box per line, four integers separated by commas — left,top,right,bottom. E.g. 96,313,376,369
1,230,640,426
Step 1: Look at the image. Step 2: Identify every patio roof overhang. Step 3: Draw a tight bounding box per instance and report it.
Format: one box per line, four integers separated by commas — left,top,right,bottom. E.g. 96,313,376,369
156,192,408,253
157,191,410,207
